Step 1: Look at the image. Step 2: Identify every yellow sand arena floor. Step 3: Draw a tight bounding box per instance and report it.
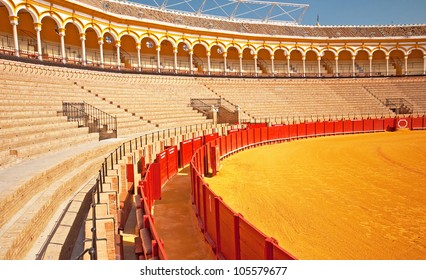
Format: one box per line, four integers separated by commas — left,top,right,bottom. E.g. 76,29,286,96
205,130,426,260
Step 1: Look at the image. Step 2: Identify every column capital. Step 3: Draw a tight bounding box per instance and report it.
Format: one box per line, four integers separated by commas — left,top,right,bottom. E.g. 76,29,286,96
207,51,211,56
223,52,227,58
80,33,86,40
156,45,161,51
34,22,42,31
173,47,178,53
57,28,66,37
136,43,141,50
271,55,274,60
9,16,18,25
98,38,104,45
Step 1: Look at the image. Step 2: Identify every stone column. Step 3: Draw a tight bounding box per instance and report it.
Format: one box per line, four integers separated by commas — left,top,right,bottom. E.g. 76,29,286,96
80,33,86,65
136,43,141,71
10,16,19,57
156,45,161,73
239,54,243,76
98,38,104,68
271,55,275,77
386,55,389,76
58,28,66,64
189,49,194,74
302,55,306,77
34,22,43,60
173,47,178,73
207,51,211,75
115,41,121,69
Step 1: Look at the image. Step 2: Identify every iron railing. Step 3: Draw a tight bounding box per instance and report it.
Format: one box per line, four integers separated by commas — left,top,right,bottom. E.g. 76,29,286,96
62,102,117,140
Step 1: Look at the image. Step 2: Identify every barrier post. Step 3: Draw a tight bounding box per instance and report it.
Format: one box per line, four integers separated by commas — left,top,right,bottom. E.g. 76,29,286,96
214,196,222,259
234,214,241,260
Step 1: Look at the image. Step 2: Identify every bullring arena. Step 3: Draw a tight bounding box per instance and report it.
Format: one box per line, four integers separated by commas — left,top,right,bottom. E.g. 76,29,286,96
0,0,425,261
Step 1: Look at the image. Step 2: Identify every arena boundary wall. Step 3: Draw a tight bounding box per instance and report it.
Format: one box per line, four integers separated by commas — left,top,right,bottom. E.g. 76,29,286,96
83,115,425,260
189,115,426,260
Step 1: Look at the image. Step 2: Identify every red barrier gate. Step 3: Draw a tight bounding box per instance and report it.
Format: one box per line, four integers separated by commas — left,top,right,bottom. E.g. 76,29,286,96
397,118,411,130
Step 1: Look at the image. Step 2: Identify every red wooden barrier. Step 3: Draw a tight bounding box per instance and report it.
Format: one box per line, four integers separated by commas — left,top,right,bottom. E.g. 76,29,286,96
138,156,146,177
268,126,278,140
126,164,135,187
179,139,193,168
411,116,424,130
334,120,344,134
254,128,262,143
315,121,325,136
306,122,316,137
353,120,364,133
156,151,168,186
166,146,178,179
343,120,353,133
217,202,237,260
220,136,227,156
231,132,237,151
260,127,268,142
226,135,232,154
385,118,396,131
374,119,384,131
236,131,243,149
282,124,289,139
204,133,219,144
324,121,335,135
239,218,268,260
247,129,255,145
193,136,203,154
289,124,298,139
203,186,218,249
298,123,307,138
241,129,248,147
150,163,162,201
363,119,374,132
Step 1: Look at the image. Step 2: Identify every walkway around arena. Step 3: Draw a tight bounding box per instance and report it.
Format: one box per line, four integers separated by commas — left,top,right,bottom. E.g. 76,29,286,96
153,167,215,260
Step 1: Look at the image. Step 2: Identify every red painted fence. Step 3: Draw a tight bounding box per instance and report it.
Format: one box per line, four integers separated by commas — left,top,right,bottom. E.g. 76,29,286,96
133,116,424,260
189,116,425,260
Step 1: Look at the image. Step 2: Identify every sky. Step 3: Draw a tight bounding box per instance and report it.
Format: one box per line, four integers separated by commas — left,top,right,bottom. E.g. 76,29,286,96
292,0,426,26
130,0,426,26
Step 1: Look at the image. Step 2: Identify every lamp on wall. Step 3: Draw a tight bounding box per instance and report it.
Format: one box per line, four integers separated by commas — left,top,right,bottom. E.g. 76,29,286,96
217,47,223,54
183,44,189,52
146,41,154,48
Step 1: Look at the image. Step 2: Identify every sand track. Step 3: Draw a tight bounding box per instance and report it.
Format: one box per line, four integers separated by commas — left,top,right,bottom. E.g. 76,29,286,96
205,131,426,260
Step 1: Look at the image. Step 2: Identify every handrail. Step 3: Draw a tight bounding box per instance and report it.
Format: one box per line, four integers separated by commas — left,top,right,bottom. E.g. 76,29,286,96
62,102,117,140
